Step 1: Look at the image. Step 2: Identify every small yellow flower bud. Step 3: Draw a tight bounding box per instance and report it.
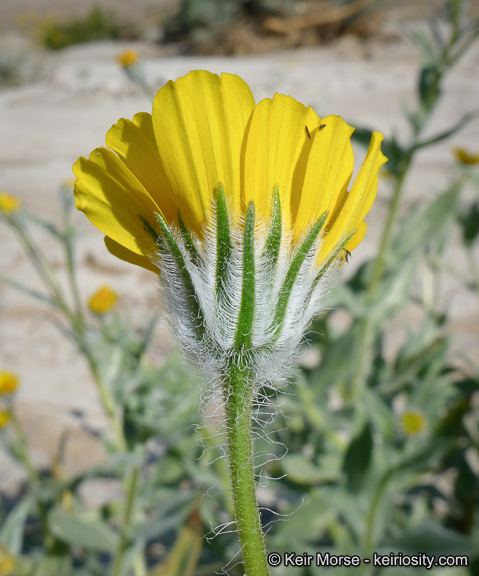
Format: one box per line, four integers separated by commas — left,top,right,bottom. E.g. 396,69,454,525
0,409,12,430
0,193,21,214
0,371,19,396
453,147,479,165
88,285,118,315
117,49,138,68
400,410,426,437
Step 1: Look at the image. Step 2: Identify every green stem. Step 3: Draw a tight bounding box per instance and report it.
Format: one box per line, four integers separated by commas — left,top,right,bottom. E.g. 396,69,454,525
65,234,84,325
84,351,127,453
364,471,390,554
109,465,141,576
349,157,411,401
223,363,269,576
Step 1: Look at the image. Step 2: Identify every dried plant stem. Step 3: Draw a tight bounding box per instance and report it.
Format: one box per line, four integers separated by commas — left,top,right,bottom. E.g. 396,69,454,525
224,363,269,576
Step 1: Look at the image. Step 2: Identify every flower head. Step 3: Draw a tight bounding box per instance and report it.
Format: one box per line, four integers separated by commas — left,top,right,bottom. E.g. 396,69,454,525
0,408,11,430
117,49,138,68
0,192,21,214
400,410,427,437
74,71,386,385
0,371,19,396
453,146,479,165
88,285,118,315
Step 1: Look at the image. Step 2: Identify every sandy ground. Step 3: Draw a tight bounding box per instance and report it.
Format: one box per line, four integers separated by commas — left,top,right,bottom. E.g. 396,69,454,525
1,14,479,491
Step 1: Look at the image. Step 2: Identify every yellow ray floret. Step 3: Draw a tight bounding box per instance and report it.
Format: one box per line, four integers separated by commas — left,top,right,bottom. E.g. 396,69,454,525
73,70,386,271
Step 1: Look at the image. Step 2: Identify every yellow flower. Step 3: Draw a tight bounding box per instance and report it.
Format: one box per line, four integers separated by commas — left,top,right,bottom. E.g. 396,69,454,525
88,285,118,315
453,146,479,165
0,544,16,576
0,192,21,214
0,371,19,396
0,409,12,430
73,70,386,273
117,49,138,68
400,410,426,437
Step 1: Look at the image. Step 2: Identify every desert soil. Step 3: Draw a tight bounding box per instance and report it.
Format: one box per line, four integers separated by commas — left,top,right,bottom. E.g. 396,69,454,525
1,6,478,492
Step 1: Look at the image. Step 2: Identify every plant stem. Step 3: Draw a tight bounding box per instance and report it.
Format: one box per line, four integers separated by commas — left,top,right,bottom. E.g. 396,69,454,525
349,156,411,401
223,362,269,576
83,350,127,453
109,465,141,576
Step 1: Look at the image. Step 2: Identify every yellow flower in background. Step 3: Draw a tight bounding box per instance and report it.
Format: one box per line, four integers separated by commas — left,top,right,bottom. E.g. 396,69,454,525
0,409,12,430
0,193,21,214
88,285,118,315
117,49,138,68
401,410,427,437
73,70,386,274
0,544,16,576
453,146,479,165
0,371,19,396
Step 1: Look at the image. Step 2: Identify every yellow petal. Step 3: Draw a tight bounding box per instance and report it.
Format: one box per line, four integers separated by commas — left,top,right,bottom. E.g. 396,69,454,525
105,112,179,225
104,236,159,273
151,71,255,234
294,116,354,244
73,147,158,257
243,94,320,227
344,221,367,252
318,131,387,264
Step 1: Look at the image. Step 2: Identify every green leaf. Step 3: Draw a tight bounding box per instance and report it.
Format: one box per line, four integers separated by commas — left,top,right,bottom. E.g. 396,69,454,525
281,454,337,485
155,213,204,338
0,497,33,554
387,520,476,557
418,65,442,108
178,212,202,267
272,210,328,336
342,421,373,493
388,181,462,266
412,111,479,152
362,390,395,442
33,555,72,576
261,185,282,270
48,510,120,553
215,182,232,300
397,22,438,66
458,200,479,247
235,200,256,350
370,254,419,327
0,275,58,307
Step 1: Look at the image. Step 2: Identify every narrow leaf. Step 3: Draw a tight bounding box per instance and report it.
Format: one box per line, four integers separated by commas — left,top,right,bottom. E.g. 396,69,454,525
272,211,328,335
155,213,204,339
342,421,373,493
48,510,120,553
235,201,256,350
178,212,202,267
412,111,479,152
215,183,233,300
261,185,282,270
0,275,58,307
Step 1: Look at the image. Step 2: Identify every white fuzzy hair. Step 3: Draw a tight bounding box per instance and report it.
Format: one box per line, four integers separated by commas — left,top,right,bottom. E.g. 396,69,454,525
153,197,341,406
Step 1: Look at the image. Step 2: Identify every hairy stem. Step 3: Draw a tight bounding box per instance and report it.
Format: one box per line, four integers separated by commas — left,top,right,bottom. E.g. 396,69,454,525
223,362,269,576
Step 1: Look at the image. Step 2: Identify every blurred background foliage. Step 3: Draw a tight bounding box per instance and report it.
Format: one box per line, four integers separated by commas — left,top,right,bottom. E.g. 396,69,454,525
30,0,381,55
163,0,380,54
1,0,479,575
